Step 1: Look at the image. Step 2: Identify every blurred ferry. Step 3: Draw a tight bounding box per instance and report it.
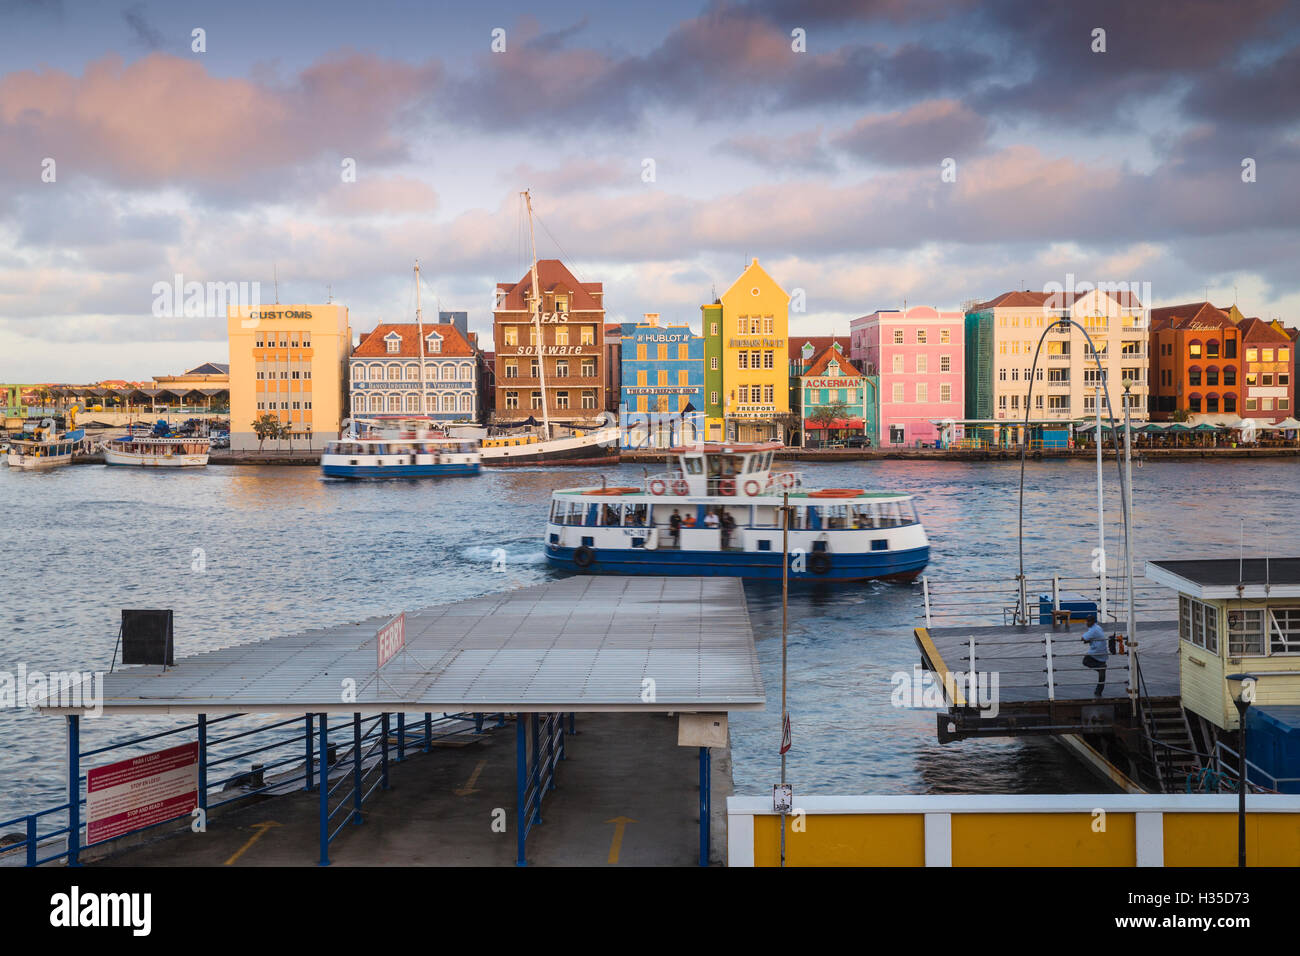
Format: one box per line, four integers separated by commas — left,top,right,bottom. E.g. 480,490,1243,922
321,418,480,479
544,442,929,581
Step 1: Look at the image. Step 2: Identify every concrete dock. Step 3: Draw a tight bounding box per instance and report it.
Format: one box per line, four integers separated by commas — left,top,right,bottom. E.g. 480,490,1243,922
90,713,732,866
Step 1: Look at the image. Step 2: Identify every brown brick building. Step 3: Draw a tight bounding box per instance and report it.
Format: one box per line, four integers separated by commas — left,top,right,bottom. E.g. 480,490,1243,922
492,259,606,424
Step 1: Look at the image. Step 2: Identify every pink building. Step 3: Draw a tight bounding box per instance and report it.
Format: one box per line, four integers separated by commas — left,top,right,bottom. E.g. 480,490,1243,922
850,307,965,446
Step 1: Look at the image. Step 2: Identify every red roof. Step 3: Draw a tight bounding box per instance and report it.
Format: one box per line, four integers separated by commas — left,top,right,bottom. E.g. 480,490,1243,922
1150,302,1233,331
789,336,852,363
972,289,1144,312
803,344,863,379
495,259,603,312
352,322,477,357
1238,316,1293,345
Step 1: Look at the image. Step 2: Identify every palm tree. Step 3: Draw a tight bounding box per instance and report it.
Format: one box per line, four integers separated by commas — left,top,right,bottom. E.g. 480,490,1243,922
252,413,279,452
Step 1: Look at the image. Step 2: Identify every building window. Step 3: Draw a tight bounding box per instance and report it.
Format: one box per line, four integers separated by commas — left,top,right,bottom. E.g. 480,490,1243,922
1207,394,1219,412
763,385,773,403
460,393,473,412
580,326,594,346
530,391,542,409
738,386,749,403
556,391,570,409
1048,396,1068,412
406,365,419,380
893,354,904,373
369,396,383,412
894,384,905,403
940,329,951,344
504,360,518,378
916,329,927,344
657,370,668,387
916,355,928,374
1246,398,1257,410
426,334,441,353
1227,607,1263,656
406,394,420,412
505,327,518,346
710,356,719,370
386,337,401,354
555,327,569,346
940,384,952,403
1225,394,1237,412
387,396,401,412
505,391,519,409
710,323,718,336
1189,368,1202,387
940,355,951,373
388,365,401,381
738,352,749,369
1189,395,1202,413
556,360,569,378
916,383,928,402
581,390,596,409
893,329,904,344
1224,366,1236,386
678,344,688,360
442,394,455,412
710,391,719,405
581,358,596,377
764,351,774,369
997,395,1006,410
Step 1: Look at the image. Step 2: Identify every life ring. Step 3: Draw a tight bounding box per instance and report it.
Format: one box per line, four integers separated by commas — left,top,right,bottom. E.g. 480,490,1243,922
743,479,762,496
719,478,736,496
573,546,595,568
809,552,832,575
672,479,688,496
779,472,796,489
809,489,863,498
649,479,667,495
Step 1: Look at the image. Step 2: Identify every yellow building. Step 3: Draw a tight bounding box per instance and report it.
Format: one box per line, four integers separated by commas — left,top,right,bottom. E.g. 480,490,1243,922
227,304,351,451
716,259,790,442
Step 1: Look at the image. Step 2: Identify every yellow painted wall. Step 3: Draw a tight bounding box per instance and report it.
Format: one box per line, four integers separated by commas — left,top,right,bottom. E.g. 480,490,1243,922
718,259,789,440
227,304,350,451
951,813,1135,866
753,813,925,866
1163,813,1300,866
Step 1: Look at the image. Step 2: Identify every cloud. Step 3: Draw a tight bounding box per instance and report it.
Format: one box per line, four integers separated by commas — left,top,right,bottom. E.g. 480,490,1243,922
833,100,990,166
716,127,835,171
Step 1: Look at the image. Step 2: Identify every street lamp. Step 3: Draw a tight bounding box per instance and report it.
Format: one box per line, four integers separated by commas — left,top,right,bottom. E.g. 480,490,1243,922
1225,673,1257,868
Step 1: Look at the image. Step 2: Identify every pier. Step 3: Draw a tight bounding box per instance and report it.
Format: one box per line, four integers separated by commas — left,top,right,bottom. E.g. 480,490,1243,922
20,576,763,867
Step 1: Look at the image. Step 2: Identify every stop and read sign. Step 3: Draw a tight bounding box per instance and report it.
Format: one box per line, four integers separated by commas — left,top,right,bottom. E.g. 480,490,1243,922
376,612,406,669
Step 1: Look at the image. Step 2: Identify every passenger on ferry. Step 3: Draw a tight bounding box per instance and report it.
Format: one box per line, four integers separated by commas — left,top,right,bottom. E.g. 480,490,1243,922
720,510,736,549
682,513,696,528
669,510,682,545
705,510,720,529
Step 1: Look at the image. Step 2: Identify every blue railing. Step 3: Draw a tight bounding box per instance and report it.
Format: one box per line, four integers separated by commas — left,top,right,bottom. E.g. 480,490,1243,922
516,712,568,866
0,710,506,868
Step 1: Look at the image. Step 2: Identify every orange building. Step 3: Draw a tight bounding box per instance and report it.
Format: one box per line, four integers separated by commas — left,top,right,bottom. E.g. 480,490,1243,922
1237,317,1294,420
1149,303,1242,418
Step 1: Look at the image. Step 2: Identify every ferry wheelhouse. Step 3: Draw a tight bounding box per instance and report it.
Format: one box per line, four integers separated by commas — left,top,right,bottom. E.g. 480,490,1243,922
104,422,209,467
544,443,929,581
321,420,480,479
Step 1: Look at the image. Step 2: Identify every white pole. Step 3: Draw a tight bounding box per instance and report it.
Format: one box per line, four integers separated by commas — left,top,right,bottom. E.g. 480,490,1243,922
1096,383,1107,621
1124,382,1138,702
415,260,428,424
522,190,552,438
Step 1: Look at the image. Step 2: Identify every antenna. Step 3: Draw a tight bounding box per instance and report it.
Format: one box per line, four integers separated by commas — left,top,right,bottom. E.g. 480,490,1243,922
327,284,333,304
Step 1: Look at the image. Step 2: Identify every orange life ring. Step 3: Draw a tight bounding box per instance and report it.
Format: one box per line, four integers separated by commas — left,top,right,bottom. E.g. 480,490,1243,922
718,477,736,496
672,479,688,495
809,489,864,498
779,472,796,488
743,479,762,496
649,479,667,496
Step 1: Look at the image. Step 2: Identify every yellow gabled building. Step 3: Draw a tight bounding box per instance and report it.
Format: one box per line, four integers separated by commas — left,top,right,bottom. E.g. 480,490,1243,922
716,259,790,442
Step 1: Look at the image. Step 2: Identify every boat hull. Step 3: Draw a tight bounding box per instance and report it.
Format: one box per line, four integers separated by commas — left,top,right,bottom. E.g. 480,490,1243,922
6,452,74,470
322,462,481,479
544,542,929,582
104,449,209,467
481,428,620,467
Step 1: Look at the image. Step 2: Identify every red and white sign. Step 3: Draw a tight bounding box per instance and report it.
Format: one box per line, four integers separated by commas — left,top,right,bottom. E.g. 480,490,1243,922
377,612,406,669
86,742,199,845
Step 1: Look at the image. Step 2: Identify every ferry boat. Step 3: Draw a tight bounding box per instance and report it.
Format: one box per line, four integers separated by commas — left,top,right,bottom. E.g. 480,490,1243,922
321,419,480,479
5,412,86,471
544,442,930,581
480,417,621,467
103,421,210,467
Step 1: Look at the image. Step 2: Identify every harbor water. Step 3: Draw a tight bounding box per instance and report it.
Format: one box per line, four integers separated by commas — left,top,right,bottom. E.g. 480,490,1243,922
2,457,1297,821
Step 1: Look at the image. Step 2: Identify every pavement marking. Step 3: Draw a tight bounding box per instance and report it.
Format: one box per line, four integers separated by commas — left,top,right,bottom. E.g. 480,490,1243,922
455,759,488,796
224,821,282,865
605,816,637,864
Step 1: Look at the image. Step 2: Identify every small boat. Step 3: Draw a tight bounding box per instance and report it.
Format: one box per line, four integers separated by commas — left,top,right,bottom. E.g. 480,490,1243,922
480,418,621,467
543,442,930,581
321,418,481,479
6,415,86,470
104,420,210,467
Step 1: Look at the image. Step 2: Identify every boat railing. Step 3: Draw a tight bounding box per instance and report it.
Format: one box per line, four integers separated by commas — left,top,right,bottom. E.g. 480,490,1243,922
919,572,1179,629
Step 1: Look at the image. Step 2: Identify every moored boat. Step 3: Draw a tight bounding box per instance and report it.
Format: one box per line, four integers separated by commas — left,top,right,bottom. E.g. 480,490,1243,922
480,419,621,467
6,413,87,470
543,442,930,581
321,419,480,478
103,421,210,467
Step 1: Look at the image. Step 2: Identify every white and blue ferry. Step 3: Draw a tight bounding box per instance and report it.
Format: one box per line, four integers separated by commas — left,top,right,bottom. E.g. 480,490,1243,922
321,419,480,479
544,443,930,581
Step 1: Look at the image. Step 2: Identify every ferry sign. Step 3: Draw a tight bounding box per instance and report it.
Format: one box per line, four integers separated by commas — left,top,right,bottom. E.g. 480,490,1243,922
377,612,406,669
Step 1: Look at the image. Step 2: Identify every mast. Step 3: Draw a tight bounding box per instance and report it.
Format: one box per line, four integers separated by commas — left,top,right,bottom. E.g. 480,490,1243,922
415,260,428,424
522,190,552,438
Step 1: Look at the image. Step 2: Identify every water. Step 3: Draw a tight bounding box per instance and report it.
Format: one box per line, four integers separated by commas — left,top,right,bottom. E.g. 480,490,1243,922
1,457,1295,821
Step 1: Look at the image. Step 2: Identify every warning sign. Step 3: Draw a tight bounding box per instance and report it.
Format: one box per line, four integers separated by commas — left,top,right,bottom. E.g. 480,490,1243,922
85,741,199,845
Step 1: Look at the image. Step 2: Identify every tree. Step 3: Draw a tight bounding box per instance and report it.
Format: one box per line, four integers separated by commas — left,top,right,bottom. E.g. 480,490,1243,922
252,413,280,452
280,419,294,454
808,401,850,441
1170,407,1191,423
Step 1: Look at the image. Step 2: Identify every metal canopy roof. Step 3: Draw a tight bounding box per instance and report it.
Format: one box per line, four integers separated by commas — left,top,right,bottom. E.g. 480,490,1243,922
1146,558,1300,599
38,577,766,716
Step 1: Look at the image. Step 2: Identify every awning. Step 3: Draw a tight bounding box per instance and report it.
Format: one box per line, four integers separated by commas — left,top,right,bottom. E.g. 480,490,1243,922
804,418,864,430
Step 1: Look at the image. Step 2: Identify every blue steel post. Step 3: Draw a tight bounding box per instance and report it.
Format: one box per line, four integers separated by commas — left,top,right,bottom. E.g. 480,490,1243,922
351,712,363,824
197,713,208,813
25,815,36,867
67,715,80,867
305,714,314,791
424,712,432,753
546,713,557,790
474,712,484,733
569,712,575,735
515,715,527,866
698,746,711,867
396,712,405,762
530,712,542,824
318,713,330,866
381,713,390,790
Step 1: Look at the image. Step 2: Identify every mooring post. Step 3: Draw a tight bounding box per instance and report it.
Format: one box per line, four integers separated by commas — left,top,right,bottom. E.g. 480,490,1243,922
318,713,330,866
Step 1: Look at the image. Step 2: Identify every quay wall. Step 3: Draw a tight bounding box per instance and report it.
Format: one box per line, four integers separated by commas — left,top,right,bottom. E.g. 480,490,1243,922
727,794,1300,867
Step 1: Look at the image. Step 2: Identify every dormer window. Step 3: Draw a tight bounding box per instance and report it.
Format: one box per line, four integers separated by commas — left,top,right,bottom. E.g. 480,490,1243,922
425,331,442,354
555,294,568,312
384,332,402,354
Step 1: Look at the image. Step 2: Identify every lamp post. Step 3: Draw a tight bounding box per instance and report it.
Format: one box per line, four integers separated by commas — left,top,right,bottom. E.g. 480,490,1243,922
1225,673,1257,868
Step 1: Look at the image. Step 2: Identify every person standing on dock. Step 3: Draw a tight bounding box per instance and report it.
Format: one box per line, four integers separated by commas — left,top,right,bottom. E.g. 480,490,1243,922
1080,614,1108,697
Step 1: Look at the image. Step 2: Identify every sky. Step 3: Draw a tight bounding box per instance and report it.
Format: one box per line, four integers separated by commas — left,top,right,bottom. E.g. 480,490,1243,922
1,0,1298,381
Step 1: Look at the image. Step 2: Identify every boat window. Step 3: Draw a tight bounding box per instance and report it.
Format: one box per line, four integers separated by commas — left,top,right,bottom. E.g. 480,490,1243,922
600,503,624,526
822,504,850,529
851,504,878,528
625,503,648,527
683,456,703,475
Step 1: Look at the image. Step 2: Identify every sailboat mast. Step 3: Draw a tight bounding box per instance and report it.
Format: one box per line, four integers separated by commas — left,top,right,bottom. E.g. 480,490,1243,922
523,190,552,437
415,259,428,423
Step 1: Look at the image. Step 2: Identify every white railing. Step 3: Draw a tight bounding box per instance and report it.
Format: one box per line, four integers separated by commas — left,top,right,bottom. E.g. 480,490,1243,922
918,572,1179,629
